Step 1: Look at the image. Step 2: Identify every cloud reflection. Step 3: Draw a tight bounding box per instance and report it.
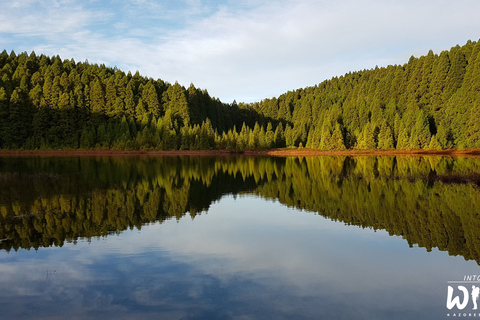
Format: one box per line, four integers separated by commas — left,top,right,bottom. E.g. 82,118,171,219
0,195,478,319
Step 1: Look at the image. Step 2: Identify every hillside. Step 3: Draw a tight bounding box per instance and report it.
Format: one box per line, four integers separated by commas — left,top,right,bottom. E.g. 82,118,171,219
1,39,479,150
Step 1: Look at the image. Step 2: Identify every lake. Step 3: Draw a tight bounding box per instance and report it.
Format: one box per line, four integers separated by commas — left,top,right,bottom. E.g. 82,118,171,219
0,155,480,319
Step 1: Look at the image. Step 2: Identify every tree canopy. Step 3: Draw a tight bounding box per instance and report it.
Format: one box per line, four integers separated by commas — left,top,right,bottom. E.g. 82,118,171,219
1,39,480,150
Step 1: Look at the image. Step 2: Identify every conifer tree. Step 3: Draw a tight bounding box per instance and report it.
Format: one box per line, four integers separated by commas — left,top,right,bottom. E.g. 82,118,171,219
239,123,249,149
427,135,442,150
124,82,136,119
330,124,346,150
285,124,295,147
105,76,117,117
410,110,431,149
465,101,480,148
265,122,275,149
274,122,285,148
113,97,125,118
319,125,331,150
259,125,266,149
434,124,445,148
0,87,9,147
90,79,105,114
358,122,376,150
144,81,161,118
135,98,147,124
396,122,410,150
377,121,394,150
7,88,30,147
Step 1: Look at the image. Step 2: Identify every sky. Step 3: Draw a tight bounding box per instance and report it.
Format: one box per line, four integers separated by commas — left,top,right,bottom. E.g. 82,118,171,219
1,0,480,103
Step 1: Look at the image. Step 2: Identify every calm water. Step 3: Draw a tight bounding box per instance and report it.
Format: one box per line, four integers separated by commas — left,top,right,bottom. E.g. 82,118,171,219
1,155,480,319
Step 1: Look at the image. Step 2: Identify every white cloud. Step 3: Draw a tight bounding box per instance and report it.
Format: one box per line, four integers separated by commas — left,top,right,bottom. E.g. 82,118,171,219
0,1,103,36
124,0,480,101
1,0,480,102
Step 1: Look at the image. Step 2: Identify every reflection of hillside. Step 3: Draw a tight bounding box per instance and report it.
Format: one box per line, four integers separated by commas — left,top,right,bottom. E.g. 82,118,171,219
0,156,278,251
1,156,480,265
255,156,480,264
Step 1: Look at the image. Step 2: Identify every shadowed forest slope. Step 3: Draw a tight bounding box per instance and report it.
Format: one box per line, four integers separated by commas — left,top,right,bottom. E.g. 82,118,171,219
1,39,480,150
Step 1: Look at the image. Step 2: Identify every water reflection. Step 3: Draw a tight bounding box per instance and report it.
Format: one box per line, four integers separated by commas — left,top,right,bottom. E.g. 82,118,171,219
0,196,477,320
1,155,480,264
1,155,480,319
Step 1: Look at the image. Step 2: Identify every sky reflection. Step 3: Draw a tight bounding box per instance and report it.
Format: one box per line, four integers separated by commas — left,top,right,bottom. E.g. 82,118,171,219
0,195,478,319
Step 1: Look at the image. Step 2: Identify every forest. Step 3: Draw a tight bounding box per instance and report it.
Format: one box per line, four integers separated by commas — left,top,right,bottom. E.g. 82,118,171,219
1,39,480,150
1,156,480,264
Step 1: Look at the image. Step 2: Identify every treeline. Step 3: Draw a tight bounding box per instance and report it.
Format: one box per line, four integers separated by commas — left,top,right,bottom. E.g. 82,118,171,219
1,39,480,150
252,39,480,150
0,50,267,150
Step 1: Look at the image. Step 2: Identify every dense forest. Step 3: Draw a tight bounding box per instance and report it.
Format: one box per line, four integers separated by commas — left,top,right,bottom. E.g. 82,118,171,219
1,39,480,150
1,156,480,264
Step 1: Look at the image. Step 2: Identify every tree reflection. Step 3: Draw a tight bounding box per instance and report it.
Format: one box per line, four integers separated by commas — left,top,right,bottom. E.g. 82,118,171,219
1,155,480,264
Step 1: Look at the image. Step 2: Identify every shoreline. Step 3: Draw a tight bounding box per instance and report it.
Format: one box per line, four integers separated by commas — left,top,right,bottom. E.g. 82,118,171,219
0,148,480,157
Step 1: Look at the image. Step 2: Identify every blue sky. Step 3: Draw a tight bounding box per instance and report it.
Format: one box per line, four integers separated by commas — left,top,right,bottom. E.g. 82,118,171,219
1,0,480,103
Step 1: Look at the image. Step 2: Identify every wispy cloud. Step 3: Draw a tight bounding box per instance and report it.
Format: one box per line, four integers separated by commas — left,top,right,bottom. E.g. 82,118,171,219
0,1,104,36
1,0,480,102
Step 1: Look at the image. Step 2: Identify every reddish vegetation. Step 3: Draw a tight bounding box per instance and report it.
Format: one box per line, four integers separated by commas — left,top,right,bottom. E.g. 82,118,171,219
1,148,480,157
263,148,480,157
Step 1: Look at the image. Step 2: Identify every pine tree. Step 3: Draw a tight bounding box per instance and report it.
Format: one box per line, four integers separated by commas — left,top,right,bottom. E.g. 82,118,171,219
250,122,261,149
377,121,394,150
410,110,431,149
274,122,285,148
200,119,215,149
7,88,29,147
396,122,410,150
135,98,147,124
144,81,161,118
0,87,9,147
124,82,136,120
319,125,331,150
465,101,480,148
330,124,346,150
427,135,442,150
105,76,117,117
239,123,249,149
162,82,189,126
90,79,105,114
265,122,275,149
358,122,376,150
113,97,125,118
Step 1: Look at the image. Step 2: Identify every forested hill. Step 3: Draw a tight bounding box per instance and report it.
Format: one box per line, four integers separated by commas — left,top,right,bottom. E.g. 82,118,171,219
253,39,480,150
1,39,480,150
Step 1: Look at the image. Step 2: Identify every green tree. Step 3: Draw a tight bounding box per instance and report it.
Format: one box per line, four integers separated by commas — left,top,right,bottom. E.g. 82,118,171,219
0,87,9,147
465,102,480,148
319,125,331,150
358,122,376,150
7,88,30,147
330,124,346,150
377,121,394,150
162,82,189,126
143,81,161,118
90,79,105,115
410,110,431,149
396,122,410,150
427,135,442,150
264,122,275,149
124,82,136,119
274,122,285,148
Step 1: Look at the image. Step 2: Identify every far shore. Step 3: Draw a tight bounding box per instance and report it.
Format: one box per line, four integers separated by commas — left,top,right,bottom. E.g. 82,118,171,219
1,148,480,157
